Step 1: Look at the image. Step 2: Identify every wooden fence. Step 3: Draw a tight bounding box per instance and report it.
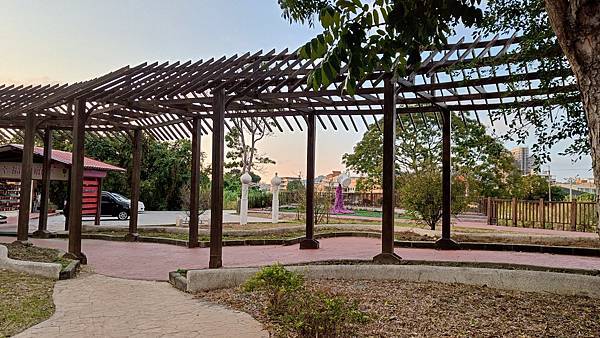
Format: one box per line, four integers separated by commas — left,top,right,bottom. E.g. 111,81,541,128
486,197,598,232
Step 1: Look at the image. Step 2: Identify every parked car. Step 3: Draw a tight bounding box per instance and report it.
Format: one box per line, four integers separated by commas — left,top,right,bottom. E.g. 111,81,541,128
111,192,145,213
101,191,131,220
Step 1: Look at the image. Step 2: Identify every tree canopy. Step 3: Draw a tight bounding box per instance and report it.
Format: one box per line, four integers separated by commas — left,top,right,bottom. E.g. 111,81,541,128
343,114,521,197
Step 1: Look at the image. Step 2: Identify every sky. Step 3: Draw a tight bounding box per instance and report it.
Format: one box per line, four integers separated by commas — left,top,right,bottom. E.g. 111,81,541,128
0,0,592,182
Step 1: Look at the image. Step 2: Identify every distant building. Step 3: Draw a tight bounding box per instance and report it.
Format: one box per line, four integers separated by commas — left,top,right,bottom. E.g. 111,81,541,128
279,176,302,191
555,178,597,195
510,147,534,175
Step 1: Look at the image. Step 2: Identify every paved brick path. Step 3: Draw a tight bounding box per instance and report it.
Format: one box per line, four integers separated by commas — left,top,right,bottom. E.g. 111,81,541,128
1,236,599,280
16,273,267,338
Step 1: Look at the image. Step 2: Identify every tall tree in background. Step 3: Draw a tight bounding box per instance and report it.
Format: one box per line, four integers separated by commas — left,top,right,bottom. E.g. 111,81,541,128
225,118,275,175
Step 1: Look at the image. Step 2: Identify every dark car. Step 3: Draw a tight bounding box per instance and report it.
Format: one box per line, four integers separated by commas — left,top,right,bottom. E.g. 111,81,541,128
100,191,131,220
64,191,131,220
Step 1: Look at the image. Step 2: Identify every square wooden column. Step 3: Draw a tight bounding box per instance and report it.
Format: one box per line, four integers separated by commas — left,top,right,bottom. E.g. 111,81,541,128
300,112,319,249
435,108,459,249
373,77,402,263
209,89,225,268
16,113,36,242
33,128,52,238
67,99,87,264
188,117,202,248
126,129,142,241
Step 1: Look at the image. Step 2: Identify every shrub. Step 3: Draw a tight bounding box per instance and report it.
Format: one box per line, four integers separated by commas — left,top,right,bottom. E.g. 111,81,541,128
242,264,368,337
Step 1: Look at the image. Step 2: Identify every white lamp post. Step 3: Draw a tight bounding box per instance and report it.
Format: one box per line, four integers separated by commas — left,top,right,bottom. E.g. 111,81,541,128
271,173,282,223
240,171,252,225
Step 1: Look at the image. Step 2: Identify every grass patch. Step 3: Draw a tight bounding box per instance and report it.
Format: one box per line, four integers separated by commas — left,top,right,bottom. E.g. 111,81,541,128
3,243,75,271
0,269,55,337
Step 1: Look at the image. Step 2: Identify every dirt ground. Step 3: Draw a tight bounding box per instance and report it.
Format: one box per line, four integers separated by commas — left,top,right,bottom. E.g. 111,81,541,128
197,279,600,337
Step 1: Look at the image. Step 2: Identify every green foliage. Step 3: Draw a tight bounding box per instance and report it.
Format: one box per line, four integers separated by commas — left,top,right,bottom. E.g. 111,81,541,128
513,174,567,201
480,0,588,161
577,193,596,202
243,264,367,337
243,264,304,293
286,179,305,192
398,166,469,230
343,114,521,197
280,0,482,94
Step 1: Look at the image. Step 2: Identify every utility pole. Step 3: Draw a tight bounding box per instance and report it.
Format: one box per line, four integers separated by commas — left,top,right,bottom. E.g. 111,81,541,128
547,166,552,202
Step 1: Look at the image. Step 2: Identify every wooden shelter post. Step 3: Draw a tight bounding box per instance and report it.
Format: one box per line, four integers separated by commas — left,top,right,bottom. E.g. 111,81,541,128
126,129,142,241
209,89,225,268
16,113,36,242
436,108,459,249
374,77,402,263
188,117,202,248
67,99,87,264
33,128,52,238
94,178,102,225
300,112,319,249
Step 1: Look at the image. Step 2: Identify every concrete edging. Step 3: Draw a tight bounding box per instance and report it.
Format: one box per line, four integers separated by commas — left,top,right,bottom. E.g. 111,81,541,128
182,264,600,298
0,244,61,280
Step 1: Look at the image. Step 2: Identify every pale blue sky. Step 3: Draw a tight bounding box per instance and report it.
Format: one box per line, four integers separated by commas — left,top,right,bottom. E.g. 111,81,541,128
0,0,591,181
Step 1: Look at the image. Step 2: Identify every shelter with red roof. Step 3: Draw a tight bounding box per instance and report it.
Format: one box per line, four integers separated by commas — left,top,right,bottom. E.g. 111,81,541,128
0,144,125,229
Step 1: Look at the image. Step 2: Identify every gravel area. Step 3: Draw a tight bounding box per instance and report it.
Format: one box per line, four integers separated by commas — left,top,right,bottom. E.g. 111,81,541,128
197,279,600,337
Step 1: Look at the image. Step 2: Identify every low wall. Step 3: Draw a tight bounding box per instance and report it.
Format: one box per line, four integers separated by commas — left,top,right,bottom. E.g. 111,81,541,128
0,245,61,280
185,264,600,298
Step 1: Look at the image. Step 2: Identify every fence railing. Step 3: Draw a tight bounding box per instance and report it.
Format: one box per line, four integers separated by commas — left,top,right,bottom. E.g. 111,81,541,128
486,197,598,232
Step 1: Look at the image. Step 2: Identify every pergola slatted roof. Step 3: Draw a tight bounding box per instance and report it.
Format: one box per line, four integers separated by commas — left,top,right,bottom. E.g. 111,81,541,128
0,35,578,143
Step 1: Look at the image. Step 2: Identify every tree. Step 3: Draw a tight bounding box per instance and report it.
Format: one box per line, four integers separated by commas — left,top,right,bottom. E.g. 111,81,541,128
279,0,482,93
398,165,468,230
225,118,276,174
343,114,521,197
514,174,567,201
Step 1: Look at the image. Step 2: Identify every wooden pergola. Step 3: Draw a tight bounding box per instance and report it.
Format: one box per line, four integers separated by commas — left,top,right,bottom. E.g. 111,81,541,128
0,34,578,266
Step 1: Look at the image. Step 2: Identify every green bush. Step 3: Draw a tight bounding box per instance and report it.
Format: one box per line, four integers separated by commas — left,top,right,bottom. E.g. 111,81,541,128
242,264,368,337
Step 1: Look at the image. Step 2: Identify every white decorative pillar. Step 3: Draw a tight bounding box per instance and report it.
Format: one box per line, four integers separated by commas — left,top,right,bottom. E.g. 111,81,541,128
240,171,252,225
271,173,282,223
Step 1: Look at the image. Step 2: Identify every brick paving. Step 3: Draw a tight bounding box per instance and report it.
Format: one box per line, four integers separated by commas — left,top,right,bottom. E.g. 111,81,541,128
1,236,599,281
16,273,268,338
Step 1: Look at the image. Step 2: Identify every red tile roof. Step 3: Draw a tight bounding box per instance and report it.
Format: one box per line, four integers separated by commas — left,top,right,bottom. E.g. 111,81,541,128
5,144,126,172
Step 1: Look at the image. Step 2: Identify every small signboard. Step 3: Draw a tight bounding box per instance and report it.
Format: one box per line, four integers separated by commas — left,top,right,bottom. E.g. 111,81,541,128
0,162,69,181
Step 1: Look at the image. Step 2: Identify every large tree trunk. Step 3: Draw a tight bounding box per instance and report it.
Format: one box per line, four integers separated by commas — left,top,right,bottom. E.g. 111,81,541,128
544,0,600,231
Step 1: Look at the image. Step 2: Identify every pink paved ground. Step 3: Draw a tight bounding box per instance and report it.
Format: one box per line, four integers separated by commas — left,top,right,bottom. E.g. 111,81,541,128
2,236,600,281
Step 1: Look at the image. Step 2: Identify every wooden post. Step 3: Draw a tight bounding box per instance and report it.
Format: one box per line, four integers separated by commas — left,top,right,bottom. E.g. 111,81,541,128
126,129,142,241
188,118,202,248
486,197,492,225
570,200,577,231
300,112,319,249
209,89,225,269
33,129,52,238
511,197,518,226
539,198,545,229
64,170,71,231
17,113,36,242
436,108,459,249
67,99,87,264
373,77,402,263
94,178,102,225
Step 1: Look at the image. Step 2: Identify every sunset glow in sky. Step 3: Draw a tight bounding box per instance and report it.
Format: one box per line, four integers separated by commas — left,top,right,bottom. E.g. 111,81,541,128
0,0,592,182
